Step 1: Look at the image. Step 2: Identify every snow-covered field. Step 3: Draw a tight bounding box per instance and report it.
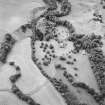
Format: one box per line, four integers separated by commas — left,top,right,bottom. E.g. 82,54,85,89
0,0,44,32
0,0,105,105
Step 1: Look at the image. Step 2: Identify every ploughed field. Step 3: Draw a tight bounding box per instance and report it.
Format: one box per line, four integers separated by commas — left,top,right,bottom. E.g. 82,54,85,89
0,0,105,105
